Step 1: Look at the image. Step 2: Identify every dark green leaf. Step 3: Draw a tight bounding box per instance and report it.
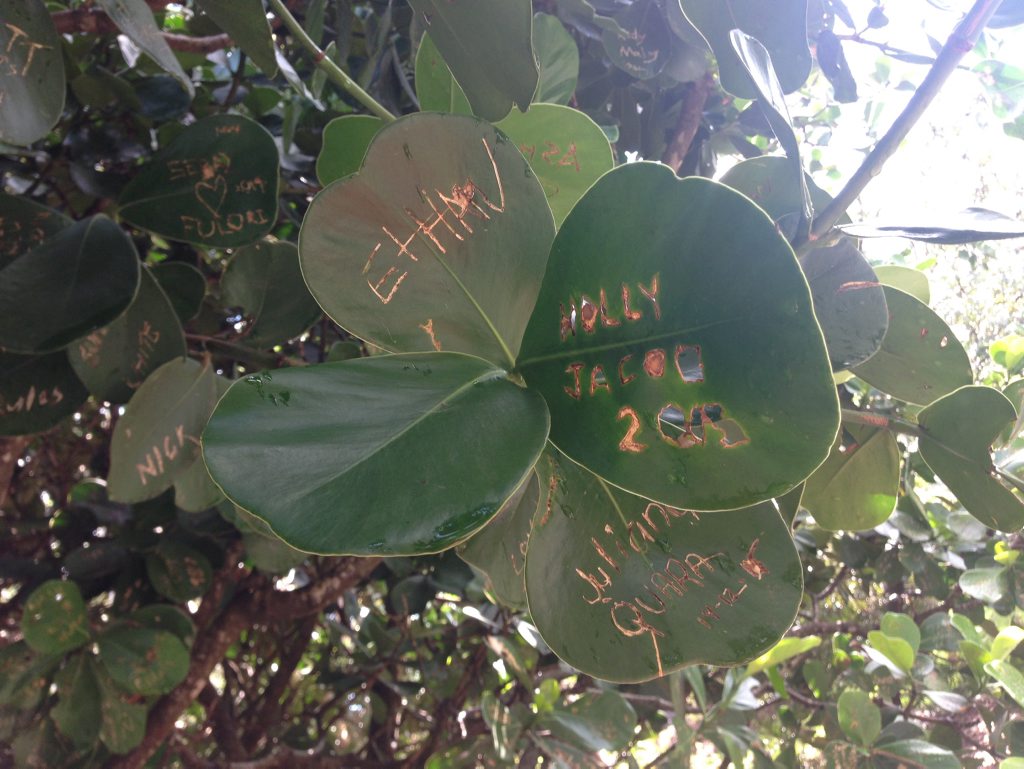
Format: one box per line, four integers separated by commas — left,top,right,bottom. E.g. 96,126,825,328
918,386,1024,532
839,207,1024,243
52,653,101,748
220,240,323,345
118,114,279,247
0,351,88,436
95,0,193,96
300,113,555,366
151,262,206,323
21,580,91,655
0,642,57,709
602,1,671,80
538,690,637,751
0,215,141,354
517,163,838,511
203,353,549,555
679,0,811,97
96,666,147,754
68,266,186,404
817,30,858,103
129,605,195,645
802,424,899,531
414,32,472,115
959,567,1011,604
871,739,961,769
837,689,881,747
145,540,212,601
851,287,972,405
98,626,189,696
799,239,888,370
316,115,384,186
174,454,224,512
533,13,579,104
407,0,538,121
719,156,838,225
0,193,71,270
197,0,278,76
881,612,921,653
525,454,804,682
496,104,614,226
108,358,218,503
873,265,930,304
0,0,65,146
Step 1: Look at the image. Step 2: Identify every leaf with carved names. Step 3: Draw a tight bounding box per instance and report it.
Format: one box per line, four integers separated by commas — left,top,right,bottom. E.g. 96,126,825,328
0,0,65,146
0,351,88,437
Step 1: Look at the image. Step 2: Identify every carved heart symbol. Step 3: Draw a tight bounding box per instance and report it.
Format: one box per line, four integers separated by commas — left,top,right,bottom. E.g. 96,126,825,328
195,175,228,217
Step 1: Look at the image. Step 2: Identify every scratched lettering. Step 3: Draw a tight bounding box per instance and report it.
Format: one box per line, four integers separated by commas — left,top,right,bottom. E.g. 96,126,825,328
0,23,51,79
135,424,200,485
1,385,64,414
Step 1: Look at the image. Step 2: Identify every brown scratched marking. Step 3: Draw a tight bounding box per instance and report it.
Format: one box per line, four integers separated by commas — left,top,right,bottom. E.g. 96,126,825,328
418,319,442,351
740,538,769,580
563,362,584,400
618,354,637,385
1,385,64,415
642,348,666,378
589,365,611,396
134,425,196,485
617,406,647,453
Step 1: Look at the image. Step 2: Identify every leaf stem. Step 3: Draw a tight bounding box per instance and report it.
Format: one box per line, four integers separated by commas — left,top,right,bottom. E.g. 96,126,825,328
797,0,1005,250
266,0,396,122
669,670,693,768
840,408,923,438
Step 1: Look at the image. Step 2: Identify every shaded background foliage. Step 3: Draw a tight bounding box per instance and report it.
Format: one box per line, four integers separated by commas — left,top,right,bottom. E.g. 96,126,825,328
1,1,1024,768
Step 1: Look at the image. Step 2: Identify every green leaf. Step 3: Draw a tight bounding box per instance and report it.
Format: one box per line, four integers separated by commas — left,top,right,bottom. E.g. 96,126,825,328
0,0,65,146
108,358,218,503
538,690,638,752
992,626,1024,661
816,30,858,103
300,113,555,366
745,636,822,677
220,239,323,345
922,690,968,713
602,1,671,80
0,642,58,710
151,262,206,323
991,334,1024,375
557,0,624,35
837,689,881,747
729,29,810,225
407,0,538,122
719,156,838,225
873,265,930,305
918,386,1024,531
0,193,71,270
0,215,141,354
145,540,212,601
203,353,549,555
525,454,803,682
96,666,147,754
414,33,472,115
129,605,195,645
867,630,915,673
851,287,972,405
871,739,961,769
800,240,889,370
959,567,1012,604
68,266,186,404
118,114,279,247
802,424,899,531
679,0,811,97
0,351,88,437
174,454,224,513
316,115,384,186
98,626,189,696
533,13,579,104
459,469,539,610
496,104,614,226
881,612,921,654
517,162,838,511
196,0,278,76
95,0,194,97
839,207,1024,244
51,653,102,748
21,580,91,655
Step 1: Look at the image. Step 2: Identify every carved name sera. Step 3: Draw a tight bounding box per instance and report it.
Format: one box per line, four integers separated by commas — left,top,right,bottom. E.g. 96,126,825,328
362,137,507,305
135,425,199,485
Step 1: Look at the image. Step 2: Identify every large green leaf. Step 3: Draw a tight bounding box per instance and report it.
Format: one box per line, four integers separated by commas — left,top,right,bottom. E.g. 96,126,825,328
987,660,1024,707
918,385,1024,532
678,0,811,97
98,626,189,696
837,689,881,747
800,240,888,370
533,13,579,104
458,468,540,610
152,261,206,323
300,113,555,367
537,690,637,752
96,666,147,754
145,539,212,601
414,33,472,115
802,424,900,531
196,0,278,76
525,455,803,682
52,653,102,748
852,287,973,405
0,215,140,354
602,1,671,80
203,353,550,555
21,580,91,655
873,265,930,304
407,0,538,121
871,739,961,769
719,156,837,226
220,239,322,345
0,193,70,269
0,351,88,436
108,358,218,503
68,266,186,404
0,0,65,146
496,104,614,227
95,0,193,97
118,114,279,247
517,163,838,511
316,115,384,186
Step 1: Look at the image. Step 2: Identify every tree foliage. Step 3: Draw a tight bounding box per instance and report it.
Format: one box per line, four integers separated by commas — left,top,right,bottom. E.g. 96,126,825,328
1,0,1023,767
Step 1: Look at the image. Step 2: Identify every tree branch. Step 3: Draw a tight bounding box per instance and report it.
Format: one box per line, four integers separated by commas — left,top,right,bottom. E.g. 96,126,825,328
661,74,712,174
50,8,233,53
